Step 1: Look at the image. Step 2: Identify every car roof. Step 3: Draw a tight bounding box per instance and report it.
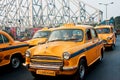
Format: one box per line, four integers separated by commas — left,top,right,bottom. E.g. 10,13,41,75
95,25,113,29
53,23,93,30
37,27,52,32
0,30,10,34
0,30,14,42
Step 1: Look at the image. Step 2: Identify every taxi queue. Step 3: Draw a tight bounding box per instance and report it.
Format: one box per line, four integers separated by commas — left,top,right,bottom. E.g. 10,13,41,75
0,23,116,80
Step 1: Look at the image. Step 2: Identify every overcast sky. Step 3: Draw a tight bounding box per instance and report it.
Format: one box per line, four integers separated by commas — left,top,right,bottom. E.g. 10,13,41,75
84,0,120,20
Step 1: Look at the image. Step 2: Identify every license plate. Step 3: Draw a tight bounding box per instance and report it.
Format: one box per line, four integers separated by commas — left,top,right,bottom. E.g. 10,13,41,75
36,70,56,76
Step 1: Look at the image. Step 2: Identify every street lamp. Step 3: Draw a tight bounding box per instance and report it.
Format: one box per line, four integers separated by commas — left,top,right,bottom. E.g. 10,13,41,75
99,2,114,20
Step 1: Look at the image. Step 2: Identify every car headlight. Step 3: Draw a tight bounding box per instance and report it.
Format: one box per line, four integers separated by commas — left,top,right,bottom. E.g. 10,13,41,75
63,52,71,60
25,50,31,58
107,37,112,40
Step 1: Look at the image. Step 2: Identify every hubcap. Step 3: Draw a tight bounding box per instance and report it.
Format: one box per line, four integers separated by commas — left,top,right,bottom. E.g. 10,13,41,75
99,54,102,61
112,44,115,49
79,64,85,79
11,57,20,68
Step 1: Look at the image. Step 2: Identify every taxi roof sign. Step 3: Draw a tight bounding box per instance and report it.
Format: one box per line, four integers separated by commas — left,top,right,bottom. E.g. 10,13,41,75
41,27,49,30
63,23,75,27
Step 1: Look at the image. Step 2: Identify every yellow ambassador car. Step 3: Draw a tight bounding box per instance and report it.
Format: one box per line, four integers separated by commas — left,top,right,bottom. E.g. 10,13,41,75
0,30,29,69
95,25,116,50
26,27,52,47
24,24,104,80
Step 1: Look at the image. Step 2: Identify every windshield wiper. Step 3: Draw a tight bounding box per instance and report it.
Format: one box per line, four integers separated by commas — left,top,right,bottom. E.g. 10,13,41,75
33,36,44,39
64,38,81,41
48,39,64,42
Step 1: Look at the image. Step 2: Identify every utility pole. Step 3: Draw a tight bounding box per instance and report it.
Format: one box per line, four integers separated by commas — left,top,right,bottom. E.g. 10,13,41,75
99,2,114,20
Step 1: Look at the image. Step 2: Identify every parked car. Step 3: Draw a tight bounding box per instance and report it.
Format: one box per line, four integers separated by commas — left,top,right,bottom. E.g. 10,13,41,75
95,25,116,50
0,30,29,69
26,27,52,47
24,23,104,80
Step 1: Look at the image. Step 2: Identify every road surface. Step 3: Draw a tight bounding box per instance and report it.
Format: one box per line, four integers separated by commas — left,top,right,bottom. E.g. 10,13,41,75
0,35,120,80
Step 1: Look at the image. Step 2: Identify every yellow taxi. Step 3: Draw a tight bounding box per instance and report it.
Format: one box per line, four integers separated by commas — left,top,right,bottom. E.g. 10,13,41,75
0,30,29,69
26,27,52,47
24,23,104,80
95,25,116,49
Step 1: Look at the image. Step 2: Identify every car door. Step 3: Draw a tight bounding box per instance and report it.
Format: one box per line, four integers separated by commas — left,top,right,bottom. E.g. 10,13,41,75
85,29,97,66
111,27,116,44
91,28,99,58
0,34,11,66
0,34,4,65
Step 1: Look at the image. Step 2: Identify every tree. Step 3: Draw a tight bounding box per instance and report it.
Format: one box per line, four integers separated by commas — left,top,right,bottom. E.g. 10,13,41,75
115,16,120,29
109,17,115,26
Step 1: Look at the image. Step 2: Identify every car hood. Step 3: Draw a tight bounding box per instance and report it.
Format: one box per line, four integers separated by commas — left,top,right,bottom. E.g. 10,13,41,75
98,33,113,40
30,41,82,58
26,38,47,46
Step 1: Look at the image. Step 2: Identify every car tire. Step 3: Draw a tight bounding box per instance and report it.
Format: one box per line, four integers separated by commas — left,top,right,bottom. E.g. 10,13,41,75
31,72,41,78
31,72,38,78
73,59,87,80
111,44,115,50
99,49,104,62
31,72,46,79
10,56,21,69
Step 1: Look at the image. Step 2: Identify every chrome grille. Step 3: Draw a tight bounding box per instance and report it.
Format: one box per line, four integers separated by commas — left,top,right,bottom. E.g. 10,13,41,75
102,40,107,44
32,55,62,60
31,61,63,66
30,55,63,67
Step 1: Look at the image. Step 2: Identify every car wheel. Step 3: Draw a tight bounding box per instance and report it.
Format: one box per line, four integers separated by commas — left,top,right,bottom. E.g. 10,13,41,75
10,56,21,69
31,72,38,78
111,44,115,50
73,59,87,80
31,72,42,78
99,49,104,62
31,72,45,79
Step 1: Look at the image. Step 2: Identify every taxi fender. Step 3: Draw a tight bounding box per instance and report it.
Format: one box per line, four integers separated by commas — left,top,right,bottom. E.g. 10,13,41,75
69,55,87,70
76,54,87,68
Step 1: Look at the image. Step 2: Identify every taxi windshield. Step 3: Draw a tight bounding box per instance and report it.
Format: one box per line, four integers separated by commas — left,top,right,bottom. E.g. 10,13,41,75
48,29,83,42
33,31,51,39
96,28,110,34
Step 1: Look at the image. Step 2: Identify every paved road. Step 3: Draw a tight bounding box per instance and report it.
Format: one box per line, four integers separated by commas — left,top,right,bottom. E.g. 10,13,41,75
86,35,120,80
0,36,120,80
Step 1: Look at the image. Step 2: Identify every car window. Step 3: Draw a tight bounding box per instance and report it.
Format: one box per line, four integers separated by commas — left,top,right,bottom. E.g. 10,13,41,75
91,29,98,38
48,29,83,42
86,29,92,40
2,34,9,43
0,34,4,44
33,31,51,39
96,28,110,34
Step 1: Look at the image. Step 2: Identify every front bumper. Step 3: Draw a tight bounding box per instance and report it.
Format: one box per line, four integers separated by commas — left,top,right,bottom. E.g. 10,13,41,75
23,63,77,76
23,55,78,76
24,63,77,71
102,40,114,47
